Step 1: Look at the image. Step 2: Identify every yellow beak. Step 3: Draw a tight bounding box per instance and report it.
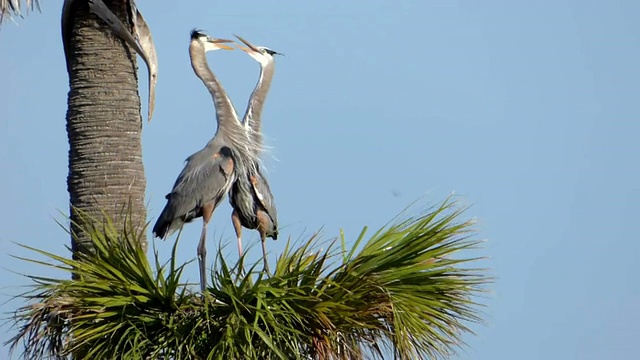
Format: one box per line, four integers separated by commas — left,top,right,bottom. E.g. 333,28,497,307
233,34,260,53
208,38,234,50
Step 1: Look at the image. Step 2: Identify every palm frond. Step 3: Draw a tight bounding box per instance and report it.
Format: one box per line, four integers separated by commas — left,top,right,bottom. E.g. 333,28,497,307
0,0,40,25
6,197,490,359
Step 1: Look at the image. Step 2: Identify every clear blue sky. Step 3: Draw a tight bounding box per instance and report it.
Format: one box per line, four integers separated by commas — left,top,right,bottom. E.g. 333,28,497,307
2,1,639,358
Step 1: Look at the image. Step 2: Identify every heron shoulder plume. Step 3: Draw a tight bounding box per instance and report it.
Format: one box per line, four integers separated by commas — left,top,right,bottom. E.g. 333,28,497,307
190,28,206,39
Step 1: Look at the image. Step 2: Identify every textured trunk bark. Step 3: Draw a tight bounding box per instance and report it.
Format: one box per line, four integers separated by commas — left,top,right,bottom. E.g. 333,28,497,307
63,0,147,253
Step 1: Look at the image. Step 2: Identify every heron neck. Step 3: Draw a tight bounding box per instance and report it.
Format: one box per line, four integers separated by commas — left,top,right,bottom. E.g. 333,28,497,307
189,41,257,168
243,60,275,150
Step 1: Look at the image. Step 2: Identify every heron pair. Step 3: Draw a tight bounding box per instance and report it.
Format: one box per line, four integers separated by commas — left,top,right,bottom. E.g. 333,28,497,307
152,30,281,291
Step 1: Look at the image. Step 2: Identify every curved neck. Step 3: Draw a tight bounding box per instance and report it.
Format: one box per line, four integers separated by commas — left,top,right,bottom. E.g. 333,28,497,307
189,41,257,168
189,41,241,135
243,60,275,151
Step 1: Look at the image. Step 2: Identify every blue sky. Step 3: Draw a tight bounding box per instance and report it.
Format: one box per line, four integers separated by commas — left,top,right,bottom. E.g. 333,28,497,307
2,1,639,358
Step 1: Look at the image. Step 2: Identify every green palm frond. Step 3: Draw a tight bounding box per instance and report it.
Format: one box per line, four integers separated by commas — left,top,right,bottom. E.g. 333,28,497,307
6,197,490,359
0,0,39,25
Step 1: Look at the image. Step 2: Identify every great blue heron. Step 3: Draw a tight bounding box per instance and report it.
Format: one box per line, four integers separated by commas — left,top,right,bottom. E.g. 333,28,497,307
228,35,282,274
152,29,258,291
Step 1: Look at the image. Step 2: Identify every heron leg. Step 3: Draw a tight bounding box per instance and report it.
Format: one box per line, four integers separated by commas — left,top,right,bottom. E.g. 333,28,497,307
197,202,215,292
256,210,272,274
260,232,270,274
197,223,207,292
231,210,243,258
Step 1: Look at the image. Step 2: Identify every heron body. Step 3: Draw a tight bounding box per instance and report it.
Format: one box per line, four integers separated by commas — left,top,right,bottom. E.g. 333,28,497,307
152,30,256,291
230,165,279,264
231,167,278,237
152,141,235,239
228,36,282,273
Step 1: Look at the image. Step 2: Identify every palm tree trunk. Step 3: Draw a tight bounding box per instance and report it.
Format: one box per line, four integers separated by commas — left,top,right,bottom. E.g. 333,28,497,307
63,0,147,253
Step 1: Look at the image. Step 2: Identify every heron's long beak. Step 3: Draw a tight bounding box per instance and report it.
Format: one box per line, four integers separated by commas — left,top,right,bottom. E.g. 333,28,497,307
233,34,260,53
207,38,234,50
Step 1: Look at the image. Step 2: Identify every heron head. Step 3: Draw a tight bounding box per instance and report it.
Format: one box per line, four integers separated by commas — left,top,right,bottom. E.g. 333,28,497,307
234,34,283,65
190,29,234,52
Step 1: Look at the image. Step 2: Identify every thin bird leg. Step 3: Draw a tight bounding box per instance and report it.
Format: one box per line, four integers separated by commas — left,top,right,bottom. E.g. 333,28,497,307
197,223,208,292
231,210,243,258
198,203,215,292
260,232,270,274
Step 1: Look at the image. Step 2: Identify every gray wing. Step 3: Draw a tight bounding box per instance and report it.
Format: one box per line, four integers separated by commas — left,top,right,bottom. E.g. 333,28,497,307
162,147,234,224
250,168,278,228
170,146,235,207
153,146,234,238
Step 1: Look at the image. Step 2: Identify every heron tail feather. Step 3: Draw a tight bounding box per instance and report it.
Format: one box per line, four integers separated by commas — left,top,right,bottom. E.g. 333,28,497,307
152,201,184,239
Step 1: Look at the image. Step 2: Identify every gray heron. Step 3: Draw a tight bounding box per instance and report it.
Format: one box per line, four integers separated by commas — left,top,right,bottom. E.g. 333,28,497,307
152,29,258,291
228,35,282,274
